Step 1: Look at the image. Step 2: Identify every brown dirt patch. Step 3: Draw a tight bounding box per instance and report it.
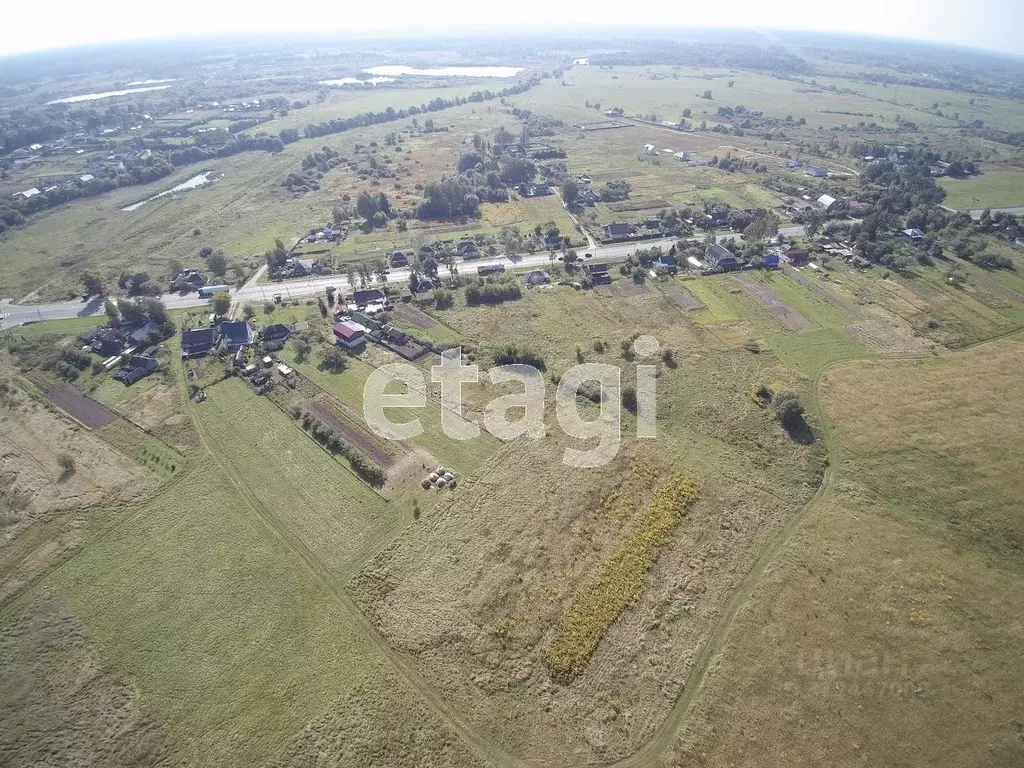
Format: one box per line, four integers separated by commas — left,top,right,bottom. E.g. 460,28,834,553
610,281,652,298
305,399,397,469
733,274,813,331
43,383,117,430
665,284,704,309
382,448,439,497
393,302,437,330
120,383,179,432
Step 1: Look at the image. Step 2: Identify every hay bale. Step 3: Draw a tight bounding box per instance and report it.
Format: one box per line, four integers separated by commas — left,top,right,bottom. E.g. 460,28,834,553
436,466,446,474
436,478,447,488
421,478,432,489
443,472,454,481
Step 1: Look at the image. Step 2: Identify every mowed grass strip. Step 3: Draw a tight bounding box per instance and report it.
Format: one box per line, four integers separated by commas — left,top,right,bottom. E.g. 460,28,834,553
546,468,698,679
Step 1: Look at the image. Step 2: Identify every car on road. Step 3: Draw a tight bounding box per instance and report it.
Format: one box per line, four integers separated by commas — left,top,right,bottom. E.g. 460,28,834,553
584,252,593,258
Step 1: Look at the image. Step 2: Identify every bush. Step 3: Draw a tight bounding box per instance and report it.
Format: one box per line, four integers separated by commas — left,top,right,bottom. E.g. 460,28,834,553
54,361,80,381
60,347,92,370
57,453,75,478
773,390,814,443
434,289,455,309
621,387,638,413
493,345,546,371
465,280,522,306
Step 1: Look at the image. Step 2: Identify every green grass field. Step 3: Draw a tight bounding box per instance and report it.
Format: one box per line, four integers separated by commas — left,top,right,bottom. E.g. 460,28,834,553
939,170,1024,209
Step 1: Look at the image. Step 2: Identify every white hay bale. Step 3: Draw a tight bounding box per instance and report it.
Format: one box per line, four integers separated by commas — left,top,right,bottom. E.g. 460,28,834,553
443,472,454,481
436,478,447,488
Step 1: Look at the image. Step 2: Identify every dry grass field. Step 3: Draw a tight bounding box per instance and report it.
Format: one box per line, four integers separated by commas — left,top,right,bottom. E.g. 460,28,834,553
669,336,1024,767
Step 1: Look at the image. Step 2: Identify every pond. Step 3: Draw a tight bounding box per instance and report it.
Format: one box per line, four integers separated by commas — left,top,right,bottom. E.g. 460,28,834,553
319,76,397,86
122,172,214,212
363,65,524,78
47,85,173,104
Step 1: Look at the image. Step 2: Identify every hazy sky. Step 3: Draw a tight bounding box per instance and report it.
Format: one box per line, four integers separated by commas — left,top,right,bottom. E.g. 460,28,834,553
0,0,1020,58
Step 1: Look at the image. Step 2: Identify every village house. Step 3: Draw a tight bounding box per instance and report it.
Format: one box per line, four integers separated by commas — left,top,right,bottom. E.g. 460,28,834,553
603,222,633,241
260,323,292,342
128,320,161,348
817,194,839,212
389,251,409,267
113,354,158,385
806,166,828,178
786,249,810,267
220,320,254,350
652,253,677,272
584,262,613,285
902,228,925,241
704,242,742,272
458,241,480,259
181,327,219,357
411,277,436,294
352,288,388,308
171,269,206,292
523,269,551,286
333,321,367,349
91,328,125,357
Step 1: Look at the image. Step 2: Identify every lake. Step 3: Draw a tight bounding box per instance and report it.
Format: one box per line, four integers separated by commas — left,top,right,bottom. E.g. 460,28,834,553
126,78,178,86
319,76,396,86
363,65,524,78
47,85,173,104
122,172,213,212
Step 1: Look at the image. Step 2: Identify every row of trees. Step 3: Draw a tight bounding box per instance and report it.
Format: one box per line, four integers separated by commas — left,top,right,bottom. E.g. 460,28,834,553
302,76,543,141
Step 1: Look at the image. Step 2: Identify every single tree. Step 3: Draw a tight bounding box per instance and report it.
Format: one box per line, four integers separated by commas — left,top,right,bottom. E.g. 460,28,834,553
322,346,348,372
561,178,579,206
82,272,105,297
294,337,311,363
211,292,231,317
208,251,229,277
104,298,121,325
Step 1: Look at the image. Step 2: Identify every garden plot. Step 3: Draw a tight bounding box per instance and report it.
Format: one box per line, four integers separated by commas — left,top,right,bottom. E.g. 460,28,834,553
393,302,437,329
42,384,118,429
664,284,705,310
733,275,813,331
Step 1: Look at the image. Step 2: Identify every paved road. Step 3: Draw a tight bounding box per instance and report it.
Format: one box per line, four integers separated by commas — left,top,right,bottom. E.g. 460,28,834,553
940,205,1024,219
968,206,1024,220
0,226,807,329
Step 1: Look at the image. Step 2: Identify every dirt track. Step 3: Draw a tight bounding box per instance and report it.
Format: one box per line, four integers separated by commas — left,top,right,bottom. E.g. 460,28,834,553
733,275,813,331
